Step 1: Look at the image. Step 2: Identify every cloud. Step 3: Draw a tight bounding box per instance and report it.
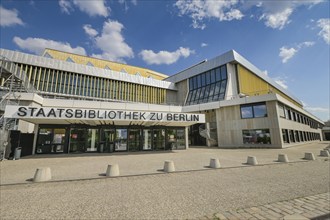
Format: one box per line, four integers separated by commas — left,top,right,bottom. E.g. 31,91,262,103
274,77,288,89
201,43,208,47
59,0,73,14
139,47,194,65
13,37,86,55
255,1,323,30
317,18,330,44
174,0,243,29
279,41,315,63
279,47,297,63
304,107,329,113
262,70,268,75
0,6,24,27
83,24,98,37
59,0,109,17
90,20,134,63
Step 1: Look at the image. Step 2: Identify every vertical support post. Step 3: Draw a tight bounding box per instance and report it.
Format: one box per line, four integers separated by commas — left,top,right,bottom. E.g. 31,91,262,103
185,126,189,149
206,122,211,147
32,124,39,155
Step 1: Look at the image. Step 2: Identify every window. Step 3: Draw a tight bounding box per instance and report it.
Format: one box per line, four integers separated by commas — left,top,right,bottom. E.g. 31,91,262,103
278,103,285,118
241,102,267,119
186,64,227,105
242,129,271,144
43,52,53,59
86,61,94,67
289,130,295,142
66,57,75,63
282,129,289,143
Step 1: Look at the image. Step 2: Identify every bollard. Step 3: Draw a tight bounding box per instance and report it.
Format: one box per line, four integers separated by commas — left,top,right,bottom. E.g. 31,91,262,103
324,148,330,153
320,150,330,157
278,154,289,163
106,164,120,177
304,152,315,160
246,156,258,165
209,158,221,168
33,167,52,182
163,160,175,172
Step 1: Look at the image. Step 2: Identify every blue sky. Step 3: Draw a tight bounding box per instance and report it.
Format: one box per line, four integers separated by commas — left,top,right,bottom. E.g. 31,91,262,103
0,0,329,121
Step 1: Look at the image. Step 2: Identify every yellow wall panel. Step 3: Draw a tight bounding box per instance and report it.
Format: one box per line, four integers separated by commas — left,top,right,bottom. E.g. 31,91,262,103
43,48,167,80
238,64,302,107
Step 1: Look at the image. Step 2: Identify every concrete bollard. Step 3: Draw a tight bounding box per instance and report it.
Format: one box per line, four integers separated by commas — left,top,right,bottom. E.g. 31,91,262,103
33,167,52,182
278,154,289,163
320,150,330,157
209,158,221,168
246,156,258,165
163,160,175,172
304,152,315,160
324,148,330,153
106,164,120,177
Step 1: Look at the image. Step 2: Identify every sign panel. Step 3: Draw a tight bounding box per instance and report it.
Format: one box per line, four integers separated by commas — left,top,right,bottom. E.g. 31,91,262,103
4,106,205,123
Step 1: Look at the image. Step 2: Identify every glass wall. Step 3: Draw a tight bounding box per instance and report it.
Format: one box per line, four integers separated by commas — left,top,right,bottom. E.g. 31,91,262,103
186,64,227,105
36,128,66,154
241,102,267,119
37,126,186,154
115,129,128,151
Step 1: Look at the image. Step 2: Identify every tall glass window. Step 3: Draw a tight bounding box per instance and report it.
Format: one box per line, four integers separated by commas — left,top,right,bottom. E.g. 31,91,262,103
186,64,227,105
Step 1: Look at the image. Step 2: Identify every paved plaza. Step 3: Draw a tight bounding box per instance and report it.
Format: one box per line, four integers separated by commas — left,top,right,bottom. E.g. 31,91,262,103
0,142,329,219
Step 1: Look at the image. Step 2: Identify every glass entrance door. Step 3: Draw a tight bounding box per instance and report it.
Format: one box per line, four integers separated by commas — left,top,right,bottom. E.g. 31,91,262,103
142,129,152,150
115,129,127,151
101,129,115,153
153,129,165,150
128,129,141,151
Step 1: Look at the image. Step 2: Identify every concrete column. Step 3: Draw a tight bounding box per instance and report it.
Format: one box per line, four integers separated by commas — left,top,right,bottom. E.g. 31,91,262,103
185,126,189,149
32,124,39,155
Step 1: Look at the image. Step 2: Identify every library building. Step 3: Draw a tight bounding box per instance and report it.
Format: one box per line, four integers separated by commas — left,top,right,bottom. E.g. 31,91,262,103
0,48,324,157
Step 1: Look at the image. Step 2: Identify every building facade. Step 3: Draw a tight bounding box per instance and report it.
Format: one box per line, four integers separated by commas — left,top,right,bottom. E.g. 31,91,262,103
0,48,324,157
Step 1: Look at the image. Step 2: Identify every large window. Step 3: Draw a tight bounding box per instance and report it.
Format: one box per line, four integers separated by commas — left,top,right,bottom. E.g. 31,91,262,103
241,102,267,119
186,64,227,105
242,129,271,144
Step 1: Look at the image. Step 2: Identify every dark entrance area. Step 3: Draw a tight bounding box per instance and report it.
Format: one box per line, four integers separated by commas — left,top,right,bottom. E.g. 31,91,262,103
7,130,34,158
189,124,206,146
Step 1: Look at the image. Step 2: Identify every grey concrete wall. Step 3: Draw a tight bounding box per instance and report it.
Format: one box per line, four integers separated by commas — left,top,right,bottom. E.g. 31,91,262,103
216,101,282,148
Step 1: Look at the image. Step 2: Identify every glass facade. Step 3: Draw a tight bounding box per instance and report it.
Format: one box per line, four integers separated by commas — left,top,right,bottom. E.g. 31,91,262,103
242,129,271,144
36,126,186,154
186,64,227,105
0,62,167,104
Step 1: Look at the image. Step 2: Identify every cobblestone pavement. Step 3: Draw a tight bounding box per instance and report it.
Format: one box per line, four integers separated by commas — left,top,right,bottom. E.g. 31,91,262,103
0,159,328,219
1,142,329,185
202,193,330,220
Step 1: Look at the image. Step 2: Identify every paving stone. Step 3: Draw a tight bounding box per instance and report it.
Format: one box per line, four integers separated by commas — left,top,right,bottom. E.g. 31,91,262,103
214,213,228,220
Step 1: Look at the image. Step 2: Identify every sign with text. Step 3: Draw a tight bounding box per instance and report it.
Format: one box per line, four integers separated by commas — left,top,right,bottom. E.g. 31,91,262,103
4,106,205,123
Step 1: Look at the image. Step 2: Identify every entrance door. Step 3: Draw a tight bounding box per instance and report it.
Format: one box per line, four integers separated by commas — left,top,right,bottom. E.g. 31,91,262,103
142,129,152,150
153,129,165,150
101,129,115,153
114,129,127,151
128,129,141,151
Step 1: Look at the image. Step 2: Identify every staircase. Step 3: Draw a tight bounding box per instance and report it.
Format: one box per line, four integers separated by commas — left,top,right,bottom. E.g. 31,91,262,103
0,56,37,160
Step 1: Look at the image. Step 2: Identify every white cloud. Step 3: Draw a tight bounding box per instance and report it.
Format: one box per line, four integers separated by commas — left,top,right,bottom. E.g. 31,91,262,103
279,41,315,63
13,37,86,55
274,78,288,89
279,47,297,63
262,70,268,75
59,0,109,17
59,0,73,14
83,24,98,37
174,0,243,29
0,6,24,27
260,7,292,30
201,43,208,47
317,18,330,44
256,1,323,30
90,20,134,63
140,47,194,65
